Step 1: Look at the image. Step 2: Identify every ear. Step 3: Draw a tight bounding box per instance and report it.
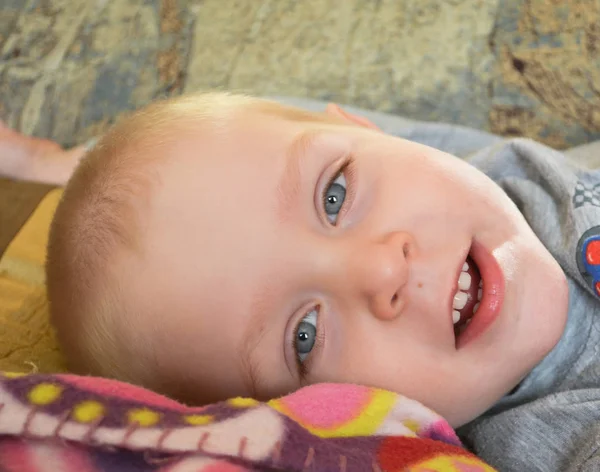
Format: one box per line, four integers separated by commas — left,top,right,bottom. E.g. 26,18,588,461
325,103,381,131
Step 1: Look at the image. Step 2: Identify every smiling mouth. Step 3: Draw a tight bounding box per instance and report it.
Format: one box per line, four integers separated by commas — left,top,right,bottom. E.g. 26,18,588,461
452,255,482,337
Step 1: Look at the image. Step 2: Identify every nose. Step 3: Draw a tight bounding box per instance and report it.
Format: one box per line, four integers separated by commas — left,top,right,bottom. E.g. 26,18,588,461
350,231,413,321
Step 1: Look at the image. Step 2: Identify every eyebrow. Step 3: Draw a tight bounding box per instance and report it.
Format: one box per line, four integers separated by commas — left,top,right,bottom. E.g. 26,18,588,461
239,280,276,397
275,130,321,222
239,131,321,394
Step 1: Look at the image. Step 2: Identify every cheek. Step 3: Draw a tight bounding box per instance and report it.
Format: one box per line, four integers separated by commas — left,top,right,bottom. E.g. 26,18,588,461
321,317,432,386
514,239,568,353
380,158,468,210
372,174,473,242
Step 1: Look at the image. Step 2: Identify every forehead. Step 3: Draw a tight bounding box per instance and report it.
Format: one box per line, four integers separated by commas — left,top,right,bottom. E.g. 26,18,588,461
125,113,342,398
131,114,310,358
146,114,295,263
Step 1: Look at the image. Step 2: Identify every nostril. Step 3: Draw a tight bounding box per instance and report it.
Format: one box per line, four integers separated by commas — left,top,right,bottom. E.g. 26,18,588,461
391,292,398,306
402,242,409,258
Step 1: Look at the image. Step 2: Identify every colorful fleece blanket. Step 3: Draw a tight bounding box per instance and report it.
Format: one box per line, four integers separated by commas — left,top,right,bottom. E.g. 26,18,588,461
0,373,495,471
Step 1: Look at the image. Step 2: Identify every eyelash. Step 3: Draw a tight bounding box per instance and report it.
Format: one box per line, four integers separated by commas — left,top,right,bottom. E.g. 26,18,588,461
294,307,326,380
321,156,356,226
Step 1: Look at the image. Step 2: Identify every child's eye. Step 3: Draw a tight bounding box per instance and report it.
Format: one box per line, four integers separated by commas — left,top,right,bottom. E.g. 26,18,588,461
323,172,347,225
294,309,318,364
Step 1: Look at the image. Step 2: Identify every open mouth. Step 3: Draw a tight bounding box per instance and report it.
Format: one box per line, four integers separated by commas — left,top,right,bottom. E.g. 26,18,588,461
452,255,483,338
451,240,505,348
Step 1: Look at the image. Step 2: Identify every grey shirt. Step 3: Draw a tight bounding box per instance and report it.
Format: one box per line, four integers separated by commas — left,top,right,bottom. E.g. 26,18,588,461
276,97,600,472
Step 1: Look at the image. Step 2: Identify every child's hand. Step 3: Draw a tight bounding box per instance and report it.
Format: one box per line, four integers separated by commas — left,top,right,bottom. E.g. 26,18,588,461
0,121,90,186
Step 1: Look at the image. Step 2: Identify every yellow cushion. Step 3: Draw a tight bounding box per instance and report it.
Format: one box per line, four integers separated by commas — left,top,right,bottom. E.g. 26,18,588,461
0,189,67,373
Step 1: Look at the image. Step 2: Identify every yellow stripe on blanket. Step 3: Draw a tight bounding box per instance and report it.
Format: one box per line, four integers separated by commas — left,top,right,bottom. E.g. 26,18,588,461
0,189,67,374
269,387,397,438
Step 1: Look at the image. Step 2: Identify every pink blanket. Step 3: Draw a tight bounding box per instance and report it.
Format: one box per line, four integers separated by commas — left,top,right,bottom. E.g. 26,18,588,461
0,372,495,471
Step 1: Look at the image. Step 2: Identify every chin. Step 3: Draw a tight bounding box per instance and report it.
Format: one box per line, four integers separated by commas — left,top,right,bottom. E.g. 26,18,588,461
459,267,568,427
521,257,569,371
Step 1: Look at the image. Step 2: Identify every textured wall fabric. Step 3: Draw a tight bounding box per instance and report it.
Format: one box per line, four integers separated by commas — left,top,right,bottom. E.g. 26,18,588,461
1,0,598,149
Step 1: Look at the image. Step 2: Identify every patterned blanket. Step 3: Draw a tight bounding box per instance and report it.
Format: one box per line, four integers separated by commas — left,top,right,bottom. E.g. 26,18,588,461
0,372,495,471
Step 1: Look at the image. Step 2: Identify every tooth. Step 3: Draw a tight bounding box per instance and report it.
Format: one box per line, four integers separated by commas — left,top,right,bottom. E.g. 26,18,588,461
473,302,480,313
479,279,483,288
453,291,468,310
478,288,483,301
458,272,471,291
462,262,469,272
452,310,461,324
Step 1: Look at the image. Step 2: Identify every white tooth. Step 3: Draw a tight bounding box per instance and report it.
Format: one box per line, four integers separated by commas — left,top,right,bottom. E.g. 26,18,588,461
458,272,471,291
452,310,461,324
478,288,483,301
462,262,469,272
473,302,480,313
453,291,468,310
479,279,483,288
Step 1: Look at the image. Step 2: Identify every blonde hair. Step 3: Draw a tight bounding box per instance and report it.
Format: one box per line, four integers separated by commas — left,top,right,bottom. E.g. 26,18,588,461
46,92,342,395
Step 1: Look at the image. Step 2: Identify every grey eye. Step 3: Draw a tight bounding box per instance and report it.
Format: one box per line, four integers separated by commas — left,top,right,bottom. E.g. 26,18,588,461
295,310,318,363
324,173,347,224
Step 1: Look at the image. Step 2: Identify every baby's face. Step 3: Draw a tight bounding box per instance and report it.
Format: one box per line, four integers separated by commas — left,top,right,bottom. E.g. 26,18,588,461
122,106,568,427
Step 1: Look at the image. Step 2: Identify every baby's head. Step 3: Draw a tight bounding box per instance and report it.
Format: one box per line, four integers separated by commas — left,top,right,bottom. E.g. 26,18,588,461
46,93,568,427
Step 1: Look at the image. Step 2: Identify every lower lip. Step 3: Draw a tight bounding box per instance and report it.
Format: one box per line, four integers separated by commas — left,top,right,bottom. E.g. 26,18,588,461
456,240,505,349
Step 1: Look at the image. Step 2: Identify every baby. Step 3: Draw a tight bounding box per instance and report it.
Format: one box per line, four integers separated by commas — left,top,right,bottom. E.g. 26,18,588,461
44,93,600,471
